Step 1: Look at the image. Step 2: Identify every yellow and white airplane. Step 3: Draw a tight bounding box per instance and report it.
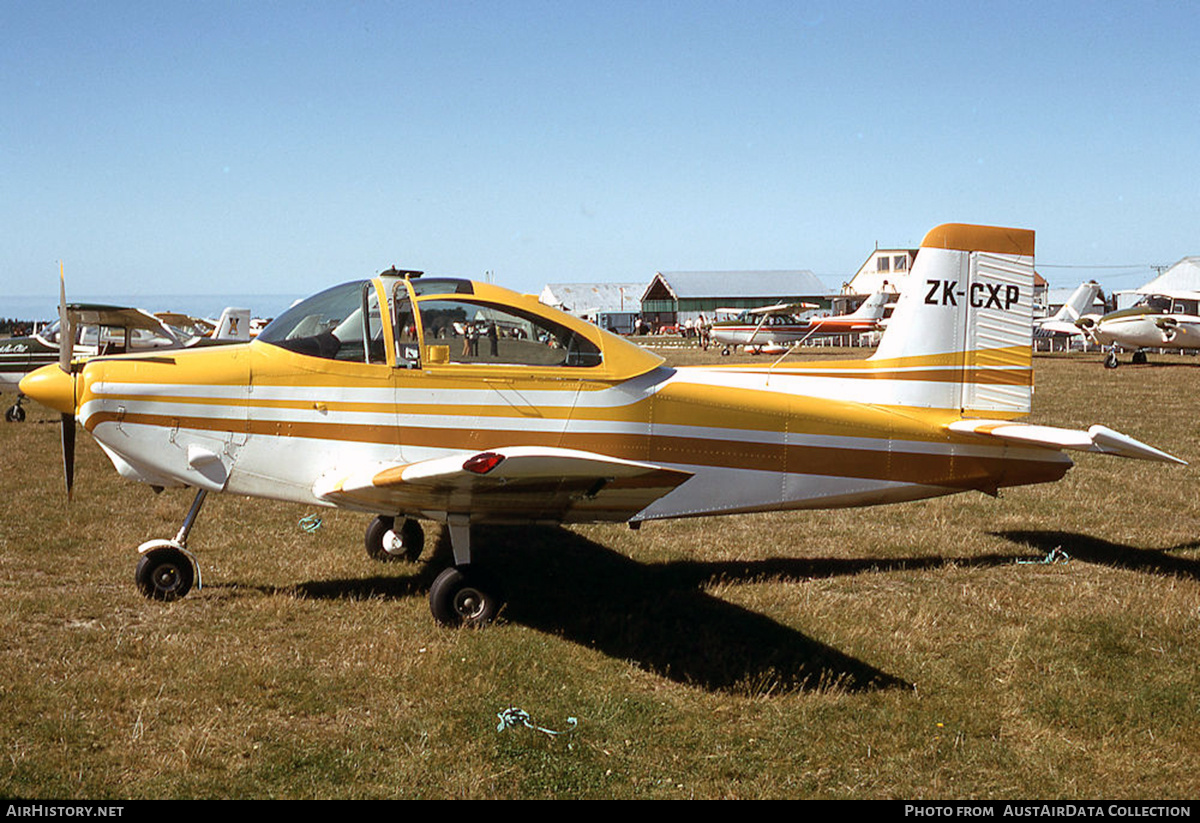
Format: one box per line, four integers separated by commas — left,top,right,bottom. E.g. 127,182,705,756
19,224,1184,626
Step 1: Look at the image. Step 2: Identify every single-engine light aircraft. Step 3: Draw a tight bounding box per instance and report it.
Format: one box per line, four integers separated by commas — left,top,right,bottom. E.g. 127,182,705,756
712,291,891,355
1076,290,1200,368
3,300,248,422
20,224,1184,627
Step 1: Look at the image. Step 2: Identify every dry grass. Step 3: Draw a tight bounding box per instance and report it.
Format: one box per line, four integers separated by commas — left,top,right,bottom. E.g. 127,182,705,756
1,347,1198,798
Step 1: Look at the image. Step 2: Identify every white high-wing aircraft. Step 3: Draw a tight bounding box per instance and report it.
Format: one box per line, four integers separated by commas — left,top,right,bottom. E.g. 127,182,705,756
3,301,249,422
20,224,1184,627
1076,290,1200,368
712,291,891,354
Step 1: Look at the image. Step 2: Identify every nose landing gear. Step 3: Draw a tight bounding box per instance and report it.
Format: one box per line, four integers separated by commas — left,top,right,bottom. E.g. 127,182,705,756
134,488,207,601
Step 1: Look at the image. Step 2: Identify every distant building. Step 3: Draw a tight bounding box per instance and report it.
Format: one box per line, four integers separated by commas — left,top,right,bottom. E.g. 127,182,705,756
844,244,1047,316
540,282,645,334
640,270,829,329
843,248,916,297
1116,258,1200,310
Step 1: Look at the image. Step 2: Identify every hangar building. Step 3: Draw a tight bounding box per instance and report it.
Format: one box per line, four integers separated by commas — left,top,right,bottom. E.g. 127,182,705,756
640,270,829,330
1117,257,1200,309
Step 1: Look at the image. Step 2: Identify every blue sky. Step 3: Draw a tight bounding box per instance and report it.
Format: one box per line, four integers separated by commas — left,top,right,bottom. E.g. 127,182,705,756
4,1,1198,305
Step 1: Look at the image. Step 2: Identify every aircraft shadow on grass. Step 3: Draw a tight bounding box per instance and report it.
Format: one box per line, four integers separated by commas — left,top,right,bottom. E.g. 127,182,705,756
995,530,1200,581
285,525,1038,695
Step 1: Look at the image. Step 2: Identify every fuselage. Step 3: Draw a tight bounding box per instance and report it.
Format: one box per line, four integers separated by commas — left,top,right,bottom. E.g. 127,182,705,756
55,332,1070,524
21,263,1082,527
0,334,58,391
1088,306,1200,350
711,314,884,346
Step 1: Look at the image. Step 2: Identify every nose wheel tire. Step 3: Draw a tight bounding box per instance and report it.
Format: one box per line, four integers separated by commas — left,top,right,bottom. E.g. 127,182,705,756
365,515,424,562
135,546,195,601
5,404,24,423
429,566,504,627
1104,351,1119,369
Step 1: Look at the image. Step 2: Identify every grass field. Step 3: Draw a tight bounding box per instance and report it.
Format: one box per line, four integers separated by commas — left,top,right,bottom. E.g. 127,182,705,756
2,347,1198,799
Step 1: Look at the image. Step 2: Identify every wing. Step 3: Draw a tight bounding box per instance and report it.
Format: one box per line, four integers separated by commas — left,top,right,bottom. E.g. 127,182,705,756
946,420,1186,464
69,304,177,334
312,446,694,523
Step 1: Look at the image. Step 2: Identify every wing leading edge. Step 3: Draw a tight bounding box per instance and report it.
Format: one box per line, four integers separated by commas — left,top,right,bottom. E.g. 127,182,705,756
313,446,694,523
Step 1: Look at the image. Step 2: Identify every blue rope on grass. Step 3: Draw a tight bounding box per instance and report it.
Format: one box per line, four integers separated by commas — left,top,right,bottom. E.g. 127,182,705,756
497,707,578,737
299,514,323,533
1017,546,1069,565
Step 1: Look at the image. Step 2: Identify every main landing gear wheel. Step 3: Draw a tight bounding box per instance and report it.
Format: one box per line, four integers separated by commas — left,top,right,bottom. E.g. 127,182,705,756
135,546,195,601
1104,351,1120,369
364,515,424,562
429,566,504,628
5,404,25,423
1132,350,1148,365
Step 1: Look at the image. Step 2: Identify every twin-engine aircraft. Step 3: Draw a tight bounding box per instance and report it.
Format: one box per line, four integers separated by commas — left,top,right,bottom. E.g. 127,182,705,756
20,224,1184,626
1076,290,1200,368
712,291,891,355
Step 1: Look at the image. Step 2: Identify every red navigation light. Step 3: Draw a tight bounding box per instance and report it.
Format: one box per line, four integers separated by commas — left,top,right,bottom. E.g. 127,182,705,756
463,452,505,474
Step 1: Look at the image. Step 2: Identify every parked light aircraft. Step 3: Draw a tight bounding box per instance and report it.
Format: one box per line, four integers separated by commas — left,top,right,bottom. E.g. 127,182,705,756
3,300,250,422
155,307,253,343
20,225,1184,627
712,291,891,355
1033,281,1102,345
1076,290,1200,368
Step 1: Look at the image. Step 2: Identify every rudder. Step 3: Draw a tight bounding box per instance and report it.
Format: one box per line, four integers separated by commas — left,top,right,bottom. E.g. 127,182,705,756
871,223,1035,416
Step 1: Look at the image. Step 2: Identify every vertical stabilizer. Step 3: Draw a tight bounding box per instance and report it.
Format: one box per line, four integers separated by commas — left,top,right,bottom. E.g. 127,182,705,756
871,224,1035,416
848,290,890,321
1052,281,1101,324
213,308,251,341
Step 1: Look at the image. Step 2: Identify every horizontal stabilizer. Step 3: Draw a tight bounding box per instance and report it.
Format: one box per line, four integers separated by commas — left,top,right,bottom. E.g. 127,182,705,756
313,446,694,522
946,420,1186,464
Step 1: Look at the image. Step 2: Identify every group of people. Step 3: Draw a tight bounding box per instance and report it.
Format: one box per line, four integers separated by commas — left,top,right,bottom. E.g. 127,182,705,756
631,315,713,349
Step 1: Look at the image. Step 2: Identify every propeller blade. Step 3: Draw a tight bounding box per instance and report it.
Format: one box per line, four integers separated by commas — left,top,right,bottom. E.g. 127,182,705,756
57,263,77,499
61,412,76,500
58,262,73,374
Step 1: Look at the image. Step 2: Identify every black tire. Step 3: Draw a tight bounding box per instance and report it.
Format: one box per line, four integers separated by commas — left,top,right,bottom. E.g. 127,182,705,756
1132,350,1148,365
429,566,504,627
1104,352,1119,369
5,405,24,423
135,547,194,601
364,515,424,562
721,348,730,356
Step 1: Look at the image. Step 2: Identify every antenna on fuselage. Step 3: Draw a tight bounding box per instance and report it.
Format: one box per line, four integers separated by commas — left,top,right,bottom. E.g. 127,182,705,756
381,267,423,280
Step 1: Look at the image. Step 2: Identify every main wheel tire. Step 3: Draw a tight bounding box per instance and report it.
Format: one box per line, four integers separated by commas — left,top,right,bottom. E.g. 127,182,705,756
5,404,24,423
364,516,424,562
429,566,504,627
135,547,194,601
1132,350,1148,365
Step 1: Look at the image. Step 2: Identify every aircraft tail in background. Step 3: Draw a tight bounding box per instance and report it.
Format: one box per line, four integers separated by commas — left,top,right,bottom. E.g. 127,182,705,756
212,308,251,341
